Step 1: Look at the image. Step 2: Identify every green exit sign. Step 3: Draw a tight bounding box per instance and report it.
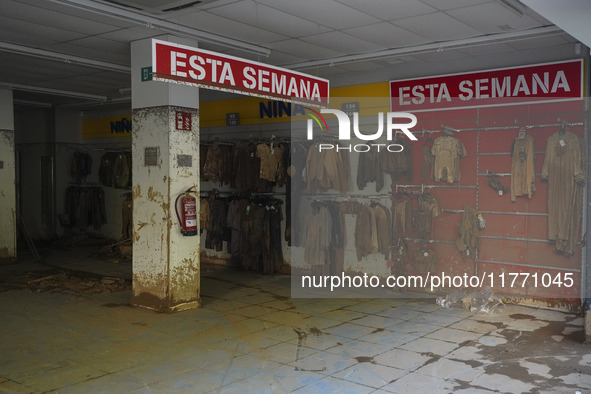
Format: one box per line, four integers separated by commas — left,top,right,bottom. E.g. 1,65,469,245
141,66,152,82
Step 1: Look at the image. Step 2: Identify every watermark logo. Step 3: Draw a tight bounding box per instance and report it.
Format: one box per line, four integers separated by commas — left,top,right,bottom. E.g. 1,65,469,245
305,109,418,152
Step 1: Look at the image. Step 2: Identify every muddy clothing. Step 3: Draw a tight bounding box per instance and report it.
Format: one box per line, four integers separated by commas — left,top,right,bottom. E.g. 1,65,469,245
431,135,466,183
286,142,309,247
202,144,225,182
541,130,585,255
199,198,210,232
304,205,333,266
381,138,413,183
205,197,228,252
306,145,349,193
421,144,435,182
355,203,391,261
256,143,284,182
456,206,480,259
232,142,260,192
412,247,437,274
392,200,409,239
414,194,441,239
357,149,384,192
510,134,535,202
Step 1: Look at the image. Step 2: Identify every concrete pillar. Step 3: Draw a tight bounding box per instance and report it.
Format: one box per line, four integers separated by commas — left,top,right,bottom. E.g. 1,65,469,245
0,89,15,260
130,36,200,312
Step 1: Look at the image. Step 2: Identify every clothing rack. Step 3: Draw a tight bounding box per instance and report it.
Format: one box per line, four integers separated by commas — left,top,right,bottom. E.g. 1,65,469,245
416,120,583,137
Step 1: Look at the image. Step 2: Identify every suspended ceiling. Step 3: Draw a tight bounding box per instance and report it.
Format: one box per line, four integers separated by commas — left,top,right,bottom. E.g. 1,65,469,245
0,0,583,108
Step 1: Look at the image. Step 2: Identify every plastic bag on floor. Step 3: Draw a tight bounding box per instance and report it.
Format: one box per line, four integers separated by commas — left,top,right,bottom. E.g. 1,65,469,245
436,286,505,314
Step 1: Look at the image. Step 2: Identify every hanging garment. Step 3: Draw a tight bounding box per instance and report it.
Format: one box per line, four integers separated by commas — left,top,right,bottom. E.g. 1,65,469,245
354,203,391,261
202,144,226,183
72,151,92,184
199,198,210,233
431,135,466,183
381,138,413,183
65,186,106,230
113,152,131,189
541,130,585,255
226,199,251,267
414,194,441,239
205,197,228,252
304,204,333,266
421,139,435,182
392,199,409,239
510,134,535,202
256,142,284,182
412,246,437,274
456,206,480,259
306,145,349,193
357,149,383,191
232,142,260,192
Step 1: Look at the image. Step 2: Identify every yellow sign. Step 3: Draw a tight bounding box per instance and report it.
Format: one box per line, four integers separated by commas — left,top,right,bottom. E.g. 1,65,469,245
81,81,390,137
82,116,132,139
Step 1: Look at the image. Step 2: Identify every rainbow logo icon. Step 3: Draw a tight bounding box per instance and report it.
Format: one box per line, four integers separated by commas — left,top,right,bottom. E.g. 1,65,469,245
304,107,328,132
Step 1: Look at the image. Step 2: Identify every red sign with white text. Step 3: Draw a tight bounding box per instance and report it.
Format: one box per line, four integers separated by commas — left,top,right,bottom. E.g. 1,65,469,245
152,39,329,108
390,59,583,112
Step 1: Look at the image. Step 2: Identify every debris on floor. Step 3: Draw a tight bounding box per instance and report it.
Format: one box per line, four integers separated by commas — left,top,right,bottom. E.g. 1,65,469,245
436,286,505,313
0,269,131,294
26,271,130,294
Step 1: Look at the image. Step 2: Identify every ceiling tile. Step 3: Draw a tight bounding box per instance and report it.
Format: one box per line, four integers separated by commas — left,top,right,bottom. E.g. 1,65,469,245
393,12,482,40
299,31,382,54
97,26,162,42
177,11,287,44
257,0,380,29
0,15,86,45
2,0,129,33
336,0,437,20
206,1,331,38
51,37,131,65
267,39,344,61
447,2,543,34
343,22,429,48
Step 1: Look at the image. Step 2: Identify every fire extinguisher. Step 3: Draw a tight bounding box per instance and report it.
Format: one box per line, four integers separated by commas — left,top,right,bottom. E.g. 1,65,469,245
175,187,198,236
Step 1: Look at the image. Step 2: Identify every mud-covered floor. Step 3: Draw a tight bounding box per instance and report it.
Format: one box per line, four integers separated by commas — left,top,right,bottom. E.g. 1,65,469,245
0,249,589,393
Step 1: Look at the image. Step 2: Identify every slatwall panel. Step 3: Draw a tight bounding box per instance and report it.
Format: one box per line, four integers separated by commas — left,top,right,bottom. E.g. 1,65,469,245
394,100,585,299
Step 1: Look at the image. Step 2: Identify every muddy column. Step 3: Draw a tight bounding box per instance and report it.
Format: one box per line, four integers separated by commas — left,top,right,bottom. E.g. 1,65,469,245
0,89,15,261
130,37,200,312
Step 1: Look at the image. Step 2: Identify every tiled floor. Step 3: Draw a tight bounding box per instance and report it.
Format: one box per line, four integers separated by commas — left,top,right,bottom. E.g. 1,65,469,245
0,257,590,393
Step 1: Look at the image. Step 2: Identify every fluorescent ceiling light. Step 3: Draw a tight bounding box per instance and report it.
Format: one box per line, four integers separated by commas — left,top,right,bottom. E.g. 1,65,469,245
0,42,130,73
0,82,108,101
283,26,563,70
46,0,271,57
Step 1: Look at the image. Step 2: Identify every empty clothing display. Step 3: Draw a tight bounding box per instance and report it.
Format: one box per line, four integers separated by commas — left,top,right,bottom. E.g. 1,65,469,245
541,130,585,255
431,135,466,183
510,134,535,202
